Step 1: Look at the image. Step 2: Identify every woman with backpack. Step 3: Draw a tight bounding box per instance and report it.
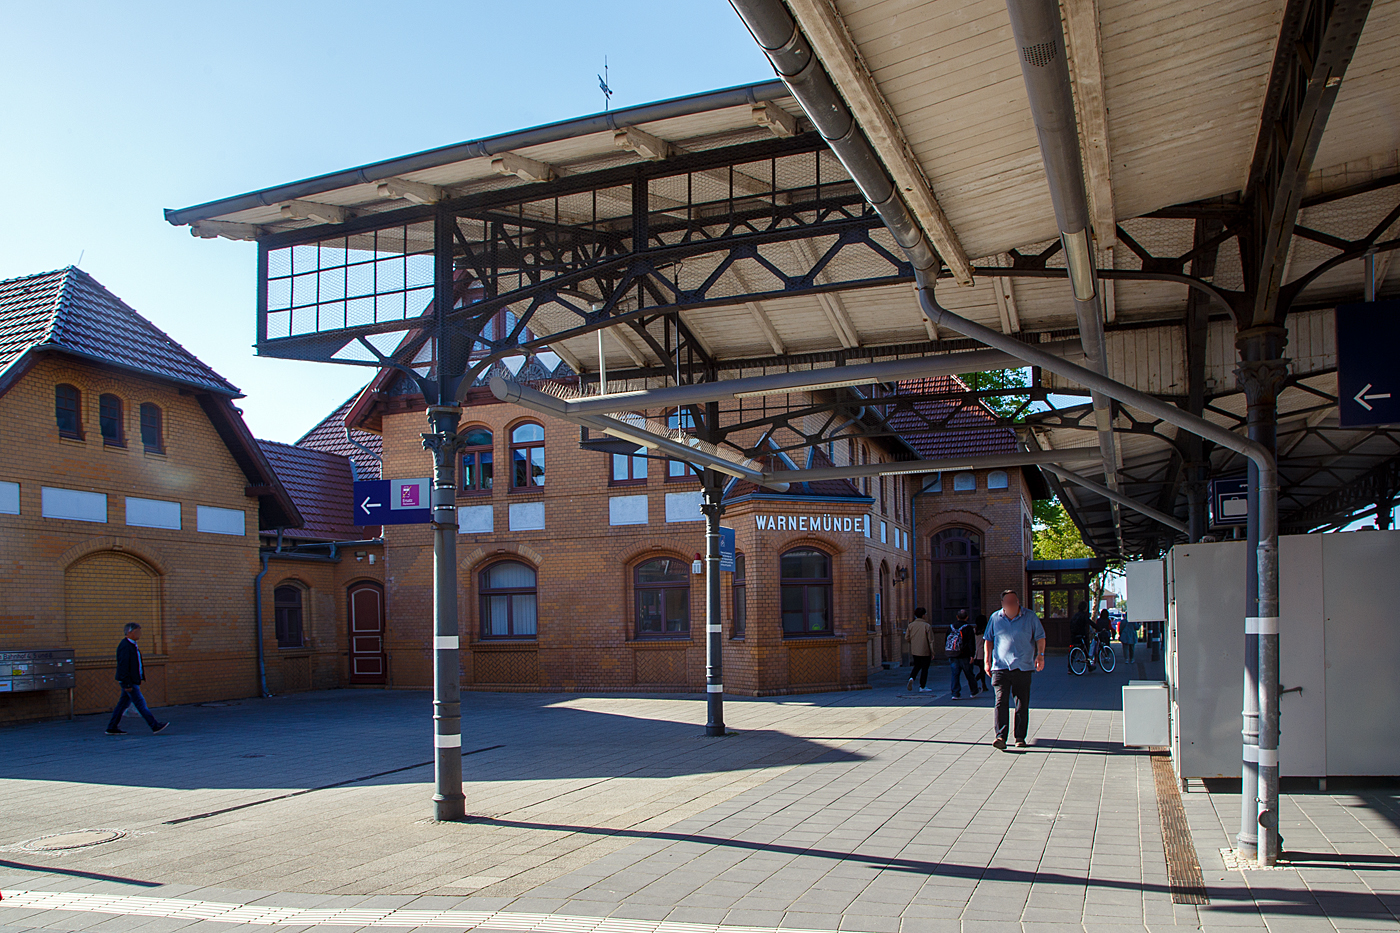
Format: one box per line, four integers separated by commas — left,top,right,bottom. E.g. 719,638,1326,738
948,609,980,699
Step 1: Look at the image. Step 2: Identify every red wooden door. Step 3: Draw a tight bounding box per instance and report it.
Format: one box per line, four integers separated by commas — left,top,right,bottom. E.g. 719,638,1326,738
348,582,386,684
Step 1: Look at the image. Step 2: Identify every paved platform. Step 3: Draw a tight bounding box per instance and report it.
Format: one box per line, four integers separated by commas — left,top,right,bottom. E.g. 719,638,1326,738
1,654,1396,933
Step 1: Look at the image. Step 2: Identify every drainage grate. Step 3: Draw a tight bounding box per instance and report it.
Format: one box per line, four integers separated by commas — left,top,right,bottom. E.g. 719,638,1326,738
1151,750,1209,904
21,829,126,851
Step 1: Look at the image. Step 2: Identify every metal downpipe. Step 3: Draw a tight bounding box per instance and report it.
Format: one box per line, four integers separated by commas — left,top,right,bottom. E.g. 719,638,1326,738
253,552,271,698
1004,0,1124,550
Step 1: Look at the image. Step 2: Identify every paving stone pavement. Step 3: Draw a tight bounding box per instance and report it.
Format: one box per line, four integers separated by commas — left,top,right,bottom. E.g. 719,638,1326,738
1,654,1397,933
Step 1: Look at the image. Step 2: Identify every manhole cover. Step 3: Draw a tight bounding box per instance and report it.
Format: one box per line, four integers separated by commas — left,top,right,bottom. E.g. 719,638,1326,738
22,829,125,851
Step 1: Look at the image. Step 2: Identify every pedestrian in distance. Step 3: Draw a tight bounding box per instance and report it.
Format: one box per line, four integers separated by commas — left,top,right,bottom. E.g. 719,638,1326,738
983,589,1046,750
970,613,990,692
105,623,168,735
947,609,980,699
1119,613,1137,662
905,607,934,693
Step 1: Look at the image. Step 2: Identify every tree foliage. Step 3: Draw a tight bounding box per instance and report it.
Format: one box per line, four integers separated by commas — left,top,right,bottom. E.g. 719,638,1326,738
1032,497,1094,560
959,368,1032,420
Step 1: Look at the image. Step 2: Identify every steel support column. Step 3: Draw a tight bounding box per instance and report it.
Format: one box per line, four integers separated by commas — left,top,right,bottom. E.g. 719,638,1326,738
702,470,726,737
1185,218,1223,541
424,404,465,822
1234,326,1288,862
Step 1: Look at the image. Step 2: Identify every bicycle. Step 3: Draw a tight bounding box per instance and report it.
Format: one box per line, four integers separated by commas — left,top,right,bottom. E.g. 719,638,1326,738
1068,633,1117,675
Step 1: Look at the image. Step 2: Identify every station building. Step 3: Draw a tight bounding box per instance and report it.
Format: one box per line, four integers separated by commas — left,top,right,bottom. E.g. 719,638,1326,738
314,361,1043,696
0,268,1042,720
0,268,382,723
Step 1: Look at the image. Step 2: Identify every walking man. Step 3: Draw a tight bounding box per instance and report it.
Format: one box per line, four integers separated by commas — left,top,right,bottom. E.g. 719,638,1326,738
983,589,1045,750
948,609,979,699
105,623,167,735
905,607,933,693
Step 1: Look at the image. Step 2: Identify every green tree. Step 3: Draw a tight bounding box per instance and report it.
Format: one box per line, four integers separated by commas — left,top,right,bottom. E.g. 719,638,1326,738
1033,498,1094,560
960,367,1032,420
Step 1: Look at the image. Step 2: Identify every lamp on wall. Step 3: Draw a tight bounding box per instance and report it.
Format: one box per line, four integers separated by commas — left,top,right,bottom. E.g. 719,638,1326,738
894,566,909,584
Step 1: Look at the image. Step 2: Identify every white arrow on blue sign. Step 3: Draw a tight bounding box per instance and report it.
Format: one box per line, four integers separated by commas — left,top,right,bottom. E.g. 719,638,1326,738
353,479,432,525
1337,300,1400,427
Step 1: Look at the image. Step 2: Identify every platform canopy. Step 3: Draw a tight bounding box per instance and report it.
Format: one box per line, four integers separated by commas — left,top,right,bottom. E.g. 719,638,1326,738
167,0,1400,555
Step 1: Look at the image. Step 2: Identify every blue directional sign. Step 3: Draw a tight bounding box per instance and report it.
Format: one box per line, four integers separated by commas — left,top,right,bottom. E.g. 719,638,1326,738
719,526,736,572
354,478,432,525
1336,300,1400,427
1210,475,1249,527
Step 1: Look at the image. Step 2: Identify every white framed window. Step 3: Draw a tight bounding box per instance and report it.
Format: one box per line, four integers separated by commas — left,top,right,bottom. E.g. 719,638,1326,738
0,481,18,515
988,470,1009,490
42,487,107,523
196,505,245,535
126,497,181,530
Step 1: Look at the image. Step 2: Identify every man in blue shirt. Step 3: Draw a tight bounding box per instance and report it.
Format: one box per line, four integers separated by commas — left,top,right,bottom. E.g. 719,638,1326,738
982,589,1046,750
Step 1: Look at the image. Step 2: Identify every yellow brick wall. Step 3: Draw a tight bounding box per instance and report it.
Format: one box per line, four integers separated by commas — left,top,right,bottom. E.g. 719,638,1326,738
0,355,262,721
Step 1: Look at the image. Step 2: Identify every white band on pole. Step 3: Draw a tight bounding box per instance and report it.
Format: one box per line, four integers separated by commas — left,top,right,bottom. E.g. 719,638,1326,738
707,684,723,693
1245,616,1279,635
707,625,722,633
434,733,462,748
1242,745,1259,762
434,636,459,649
1257,748,1278,767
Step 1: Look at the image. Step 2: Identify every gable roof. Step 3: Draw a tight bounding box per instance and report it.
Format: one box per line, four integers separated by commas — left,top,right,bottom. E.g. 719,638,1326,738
0,267,301,529
888,375,1019,460
0,267,239,396
258,440,370,542
295,392,383,480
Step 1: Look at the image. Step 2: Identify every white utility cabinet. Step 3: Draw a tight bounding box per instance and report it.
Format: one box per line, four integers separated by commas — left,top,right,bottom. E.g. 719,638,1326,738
1123,681,1170,747
1153,530,1400,779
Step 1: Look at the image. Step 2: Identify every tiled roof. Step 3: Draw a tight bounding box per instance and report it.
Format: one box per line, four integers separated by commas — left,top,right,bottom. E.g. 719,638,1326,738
725,447,866,501
889,375,1019,460
258,440,368,541
296,392,383,480
0,267,239,395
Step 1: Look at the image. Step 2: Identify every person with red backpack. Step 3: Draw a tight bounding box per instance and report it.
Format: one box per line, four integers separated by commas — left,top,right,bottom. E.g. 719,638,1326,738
947,608,980,699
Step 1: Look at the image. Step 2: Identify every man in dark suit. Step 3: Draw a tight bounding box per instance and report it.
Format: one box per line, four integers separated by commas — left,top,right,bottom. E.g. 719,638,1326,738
105,623,168,735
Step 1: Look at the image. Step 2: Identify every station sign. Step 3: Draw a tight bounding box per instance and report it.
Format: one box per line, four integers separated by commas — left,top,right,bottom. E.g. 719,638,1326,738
353,478,431,525
1336,300,1400,427
753,512,867,535
1210,475,1248,527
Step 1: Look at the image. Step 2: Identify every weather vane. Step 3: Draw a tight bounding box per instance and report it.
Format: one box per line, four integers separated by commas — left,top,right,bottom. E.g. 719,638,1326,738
598,56,613,111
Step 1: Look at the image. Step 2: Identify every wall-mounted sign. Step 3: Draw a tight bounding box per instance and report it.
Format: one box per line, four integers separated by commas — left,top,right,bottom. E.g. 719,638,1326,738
754,513,868,534
354,478,432,525
719,526,736,572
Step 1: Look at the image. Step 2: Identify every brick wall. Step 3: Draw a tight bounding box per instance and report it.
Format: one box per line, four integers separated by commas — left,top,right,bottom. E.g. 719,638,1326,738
1,357,261,722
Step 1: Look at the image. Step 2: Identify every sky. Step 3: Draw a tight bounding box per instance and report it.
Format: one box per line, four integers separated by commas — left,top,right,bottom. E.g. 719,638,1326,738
0,1,773,442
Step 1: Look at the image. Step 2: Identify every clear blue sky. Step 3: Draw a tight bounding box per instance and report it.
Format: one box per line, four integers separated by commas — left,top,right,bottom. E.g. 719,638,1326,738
0,1,772,442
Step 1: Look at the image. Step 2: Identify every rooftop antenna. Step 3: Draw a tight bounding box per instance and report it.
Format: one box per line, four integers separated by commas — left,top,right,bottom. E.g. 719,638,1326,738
597,57,613,111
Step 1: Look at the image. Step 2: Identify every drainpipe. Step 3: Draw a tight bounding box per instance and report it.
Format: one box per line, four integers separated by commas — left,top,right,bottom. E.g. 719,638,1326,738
1004,0,1124,554
253,551,271,698
731,0,1282,862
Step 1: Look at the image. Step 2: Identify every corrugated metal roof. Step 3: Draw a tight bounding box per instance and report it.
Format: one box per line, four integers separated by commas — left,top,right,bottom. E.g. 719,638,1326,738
295,392,383,480
0,267,240,396
258,439,367,542
889,375,1019,460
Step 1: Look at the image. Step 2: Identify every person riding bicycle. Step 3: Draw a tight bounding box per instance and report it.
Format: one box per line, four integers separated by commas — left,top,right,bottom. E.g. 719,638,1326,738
1093,608,1115,656
1068,601,1091,671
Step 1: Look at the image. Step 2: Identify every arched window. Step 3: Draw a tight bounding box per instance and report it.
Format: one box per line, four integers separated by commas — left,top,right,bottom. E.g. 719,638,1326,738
273,584,304,648
460,426,493,493
731,552,746,638
781,548,832,635
666,409,697,480
55,384,82,438
988,470,1009,489
635,557,690,637
99,394,124,446
929,528,982,629
953,471,976,492
139,403,164,453
64,551,158,658
510,422,545,488
480,561,537,638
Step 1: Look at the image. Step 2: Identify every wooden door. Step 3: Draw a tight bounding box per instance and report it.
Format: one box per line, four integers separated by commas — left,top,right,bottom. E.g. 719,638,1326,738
348,582,386,684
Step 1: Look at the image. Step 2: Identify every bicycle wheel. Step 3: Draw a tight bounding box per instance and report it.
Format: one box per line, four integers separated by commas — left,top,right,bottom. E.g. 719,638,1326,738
1098,643,1117,673
1068,647,1088,675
